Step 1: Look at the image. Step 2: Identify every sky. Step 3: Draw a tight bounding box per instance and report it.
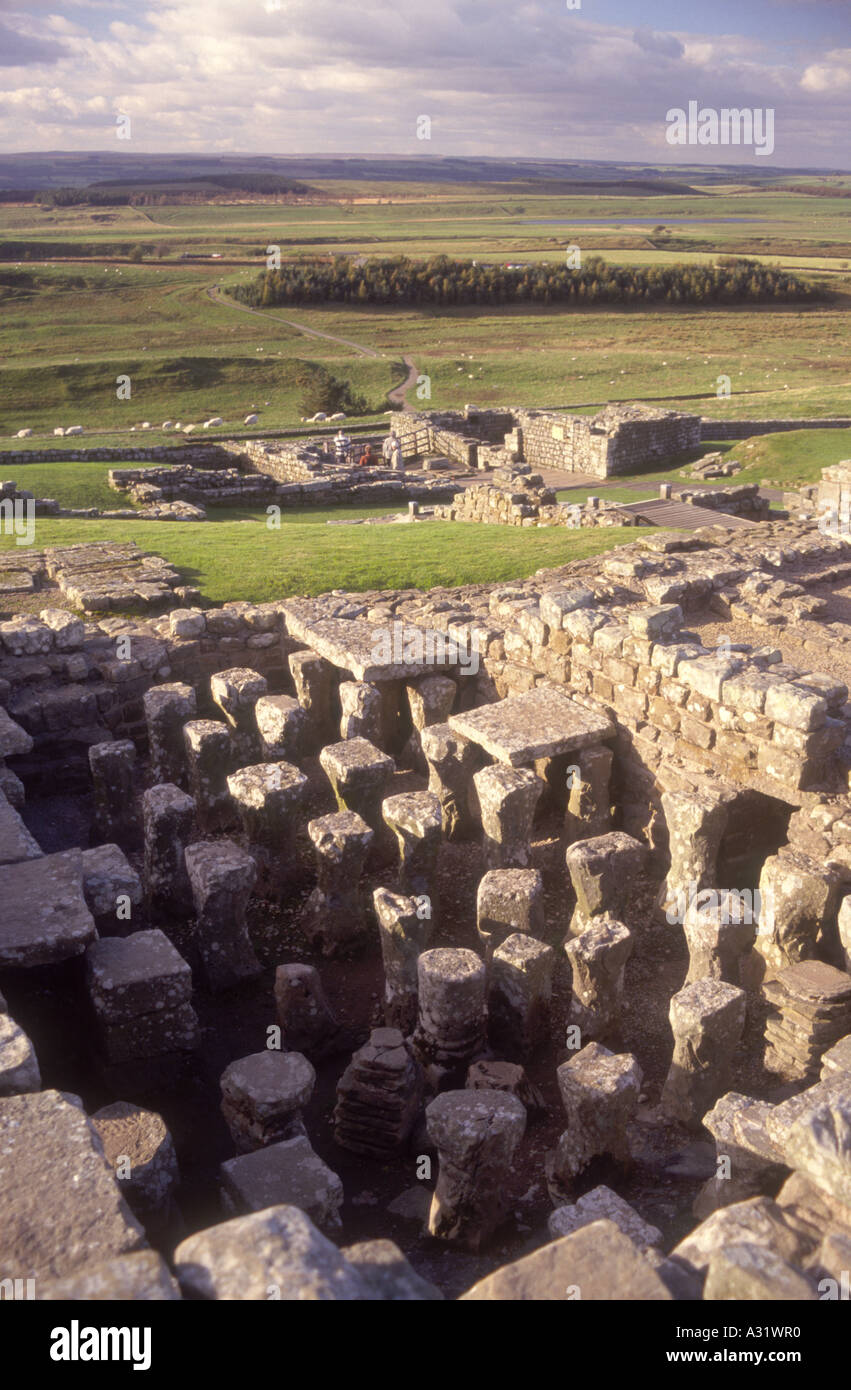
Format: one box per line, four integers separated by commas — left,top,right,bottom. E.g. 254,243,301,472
0,0,848,168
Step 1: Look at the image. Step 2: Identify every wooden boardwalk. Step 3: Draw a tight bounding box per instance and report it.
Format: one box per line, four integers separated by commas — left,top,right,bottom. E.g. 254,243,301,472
620,498,758,531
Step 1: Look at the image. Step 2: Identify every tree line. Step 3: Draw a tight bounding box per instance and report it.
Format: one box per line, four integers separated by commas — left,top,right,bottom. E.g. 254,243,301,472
230,254,819,310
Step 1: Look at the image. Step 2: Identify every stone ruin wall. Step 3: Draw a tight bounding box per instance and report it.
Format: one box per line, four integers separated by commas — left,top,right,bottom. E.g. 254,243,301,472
513,411,611,477
392,405,703,478
2,522,848,814
700,417,851,440
662,482,771,521
5,519,851,1301
434,473,641,529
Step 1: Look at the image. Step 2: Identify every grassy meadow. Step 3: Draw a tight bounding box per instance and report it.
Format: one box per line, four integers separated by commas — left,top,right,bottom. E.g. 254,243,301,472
1,173,849,607
1,179,850,438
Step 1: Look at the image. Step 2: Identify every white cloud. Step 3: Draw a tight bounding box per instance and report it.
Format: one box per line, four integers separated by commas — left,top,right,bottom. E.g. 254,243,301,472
801,49,851,93
0,2,846,166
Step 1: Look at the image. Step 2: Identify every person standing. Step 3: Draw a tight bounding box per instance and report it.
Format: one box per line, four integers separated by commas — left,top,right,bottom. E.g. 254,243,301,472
334,429,351,464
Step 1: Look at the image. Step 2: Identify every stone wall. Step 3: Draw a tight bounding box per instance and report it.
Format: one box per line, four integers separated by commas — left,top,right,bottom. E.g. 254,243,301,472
701,418,851,440
434,472,641,528
108,461,459,512
665,483,771,521
4,523,849,810
391,405,702,478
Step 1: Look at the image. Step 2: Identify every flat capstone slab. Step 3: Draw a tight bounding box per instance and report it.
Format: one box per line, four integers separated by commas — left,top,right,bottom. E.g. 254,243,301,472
86,929,192,1022
319,738,395,784
282,613,457,681
227,761,308,808
0,849,96,968
449,688,613,766
0,1089,146,1281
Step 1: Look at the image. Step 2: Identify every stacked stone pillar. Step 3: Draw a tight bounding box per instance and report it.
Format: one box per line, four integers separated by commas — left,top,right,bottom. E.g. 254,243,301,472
183,720,233,833
300,811,373,956
185,839,260,992
373,887,432,1034
227,762,307,901
211,668,268,765
143,682,196,788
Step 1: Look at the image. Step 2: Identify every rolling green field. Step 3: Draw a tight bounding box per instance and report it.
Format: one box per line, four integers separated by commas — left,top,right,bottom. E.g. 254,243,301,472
1,260,849,436
1,174,848,609
1,177,850,439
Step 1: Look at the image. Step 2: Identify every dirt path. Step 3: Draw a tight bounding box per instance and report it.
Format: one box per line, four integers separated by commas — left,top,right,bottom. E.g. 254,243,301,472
387,354,419,411
206,285,382,358
206,286,420,409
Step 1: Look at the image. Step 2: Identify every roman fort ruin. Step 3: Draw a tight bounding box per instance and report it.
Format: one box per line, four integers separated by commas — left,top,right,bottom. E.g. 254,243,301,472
3,413,851,1303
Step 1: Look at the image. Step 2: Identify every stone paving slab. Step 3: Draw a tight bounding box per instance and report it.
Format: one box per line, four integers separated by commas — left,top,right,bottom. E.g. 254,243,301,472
0,1089,147,1280
282,611,457,681
0,848,96,967
450,687,613,766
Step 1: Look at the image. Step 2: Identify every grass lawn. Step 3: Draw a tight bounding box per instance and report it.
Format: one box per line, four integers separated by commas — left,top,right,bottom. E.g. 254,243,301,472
0,512,637,605
5,460,144,511
726,428,851,489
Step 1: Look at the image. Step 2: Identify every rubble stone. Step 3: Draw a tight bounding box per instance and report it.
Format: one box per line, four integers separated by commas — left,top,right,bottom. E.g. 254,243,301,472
0,1089,147,1280
334,1027,423,1157
174,1205,369,1300
460,1220,672,1300
91,1101,179,1223
221,1135,343,1231
0,1014,41,1095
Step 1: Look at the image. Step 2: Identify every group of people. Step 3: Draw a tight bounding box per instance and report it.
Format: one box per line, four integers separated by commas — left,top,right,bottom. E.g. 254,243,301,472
331,428,404,470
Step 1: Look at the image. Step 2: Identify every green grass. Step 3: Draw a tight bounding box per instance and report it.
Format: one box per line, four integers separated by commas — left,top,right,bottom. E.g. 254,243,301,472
4,460,142,510
727,427,851,489
1,187,850,438
0,513,637,605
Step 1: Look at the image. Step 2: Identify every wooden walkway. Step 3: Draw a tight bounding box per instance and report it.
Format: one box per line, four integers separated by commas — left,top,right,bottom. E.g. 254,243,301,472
620,498,758,531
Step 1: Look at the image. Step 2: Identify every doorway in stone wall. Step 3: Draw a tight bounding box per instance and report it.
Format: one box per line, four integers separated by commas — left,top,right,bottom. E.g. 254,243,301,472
715,788,795,893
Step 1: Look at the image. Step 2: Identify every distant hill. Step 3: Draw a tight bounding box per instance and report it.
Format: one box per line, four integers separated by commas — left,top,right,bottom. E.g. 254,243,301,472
0,151,847,193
